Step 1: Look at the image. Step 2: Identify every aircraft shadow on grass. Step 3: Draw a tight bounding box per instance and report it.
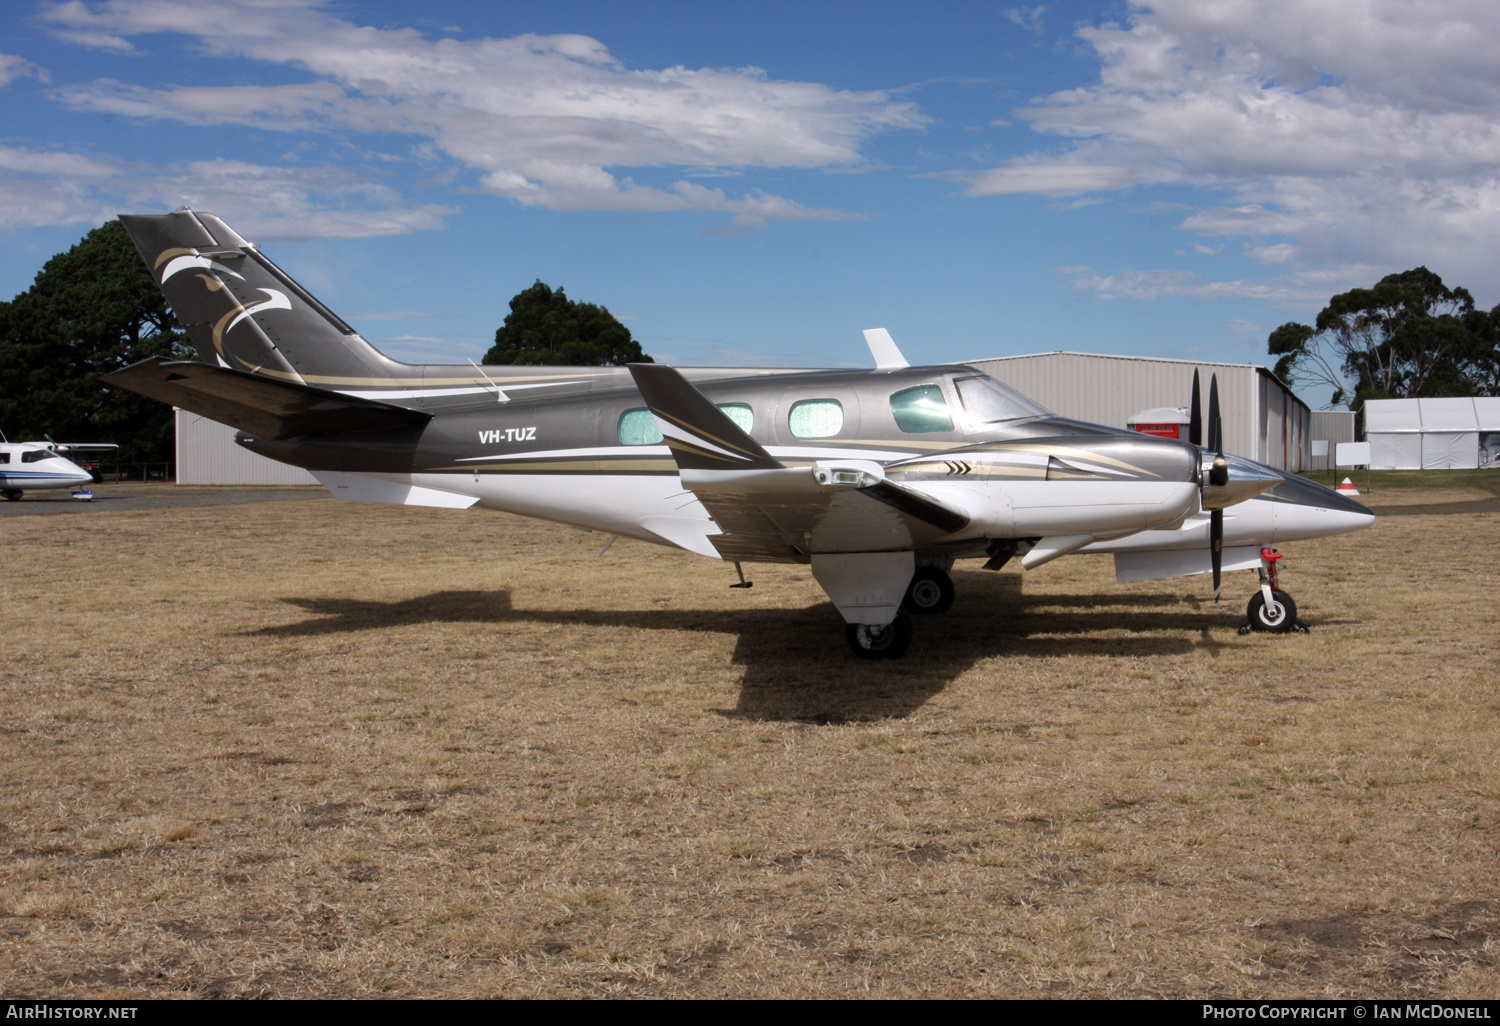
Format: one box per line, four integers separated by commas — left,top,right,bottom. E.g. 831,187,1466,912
249,571,1242,721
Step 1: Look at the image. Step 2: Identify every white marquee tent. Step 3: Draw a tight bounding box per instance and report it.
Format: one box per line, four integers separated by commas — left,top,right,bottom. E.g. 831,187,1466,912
1366,397,1500,470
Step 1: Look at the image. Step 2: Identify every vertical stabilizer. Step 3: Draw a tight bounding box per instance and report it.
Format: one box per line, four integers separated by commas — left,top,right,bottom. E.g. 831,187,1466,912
118,211,410,387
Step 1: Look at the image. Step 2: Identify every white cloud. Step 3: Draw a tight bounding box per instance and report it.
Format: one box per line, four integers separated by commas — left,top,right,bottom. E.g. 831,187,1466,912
1003,6,1047,35
1245,242,1298,265
1058,263,1384,307
957,0,1500,293
0,145,453,238
39,0,923,220
0,54,49,87
1222,318,1267,337
948,160,1161,197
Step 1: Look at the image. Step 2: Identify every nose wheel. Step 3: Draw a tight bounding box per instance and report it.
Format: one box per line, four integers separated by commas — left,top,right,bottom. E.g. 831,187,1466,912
1238,548,1310,634
1246,589,1298,632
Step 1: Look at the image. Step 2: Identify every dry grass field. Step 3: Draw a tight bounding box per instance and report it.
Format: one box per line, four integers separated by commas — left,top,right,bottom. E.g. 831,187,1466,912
2,473,1498,998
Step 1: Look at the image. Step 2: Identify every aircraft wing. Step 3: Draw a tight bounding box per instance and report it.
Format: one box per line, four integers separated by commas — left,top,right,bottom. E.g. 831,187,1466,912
103,358,431,441
628,363,968,562
49,443,119,453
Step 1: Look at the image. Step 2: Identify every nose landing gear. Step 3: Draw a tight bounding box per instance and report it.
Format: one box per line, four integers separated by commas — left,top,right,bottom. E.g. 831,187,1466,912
1239,548,1310,634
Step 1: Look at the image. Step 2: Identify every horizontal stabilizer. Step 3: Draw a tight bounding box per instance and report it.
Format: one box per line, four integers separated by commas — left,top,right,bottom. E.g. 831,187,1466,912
103,358,430,441
627,363,782,471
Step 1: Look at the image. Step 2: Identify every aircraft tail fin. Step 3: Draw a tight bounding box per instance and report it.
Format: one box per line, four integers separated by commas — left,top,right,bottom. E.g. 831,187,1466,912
626,363,783,472
118,210,409,386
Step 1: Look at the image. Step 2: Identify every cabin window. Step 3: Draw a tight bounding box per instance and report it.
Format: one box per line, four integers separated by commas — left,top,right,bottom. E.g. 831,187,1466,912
0,452,8,464
20,450,51,463
718,403,754,434
889,385,954,433
617,408,664,446
619,404,752,445
788,399,843,438
954,375,1050,424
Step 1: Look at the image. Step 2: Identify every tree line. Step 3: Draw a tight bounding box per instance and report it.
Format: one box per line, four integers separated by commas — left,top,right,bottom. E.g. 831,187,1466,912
0,220,194,462
1268,267,1499,409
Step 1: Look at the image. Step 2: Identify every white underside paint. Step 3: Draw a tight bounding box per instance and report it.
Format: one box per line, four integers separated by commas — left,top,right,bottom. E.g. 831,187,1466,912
1113,545,1265,583
465,472,717,547
811,551,915,625
304,468,1372,594
311,471,480,509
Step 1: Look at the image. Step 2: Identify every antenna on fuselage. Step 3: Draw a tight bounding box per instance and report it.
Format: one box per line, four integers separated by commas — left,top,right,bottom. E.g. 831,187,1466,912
468,359,510,403
863,328,909,370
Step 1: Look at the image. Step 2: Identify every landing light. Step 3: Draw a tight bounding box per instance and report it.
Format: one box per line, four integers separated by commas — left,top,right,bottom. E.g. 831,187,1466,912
815,467,880,488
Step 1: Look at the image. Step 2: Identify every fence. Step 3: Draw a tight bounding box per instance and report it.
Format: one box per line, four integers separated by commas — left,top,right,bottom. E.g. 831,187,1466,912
94,462,175,482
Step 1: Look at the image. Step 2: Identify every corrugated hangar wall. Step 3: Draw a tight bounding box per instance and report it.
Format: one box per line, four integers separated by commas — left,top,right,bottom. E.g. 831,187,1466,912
1309,410,1355,471
965,352,1312,472
175,410,319,485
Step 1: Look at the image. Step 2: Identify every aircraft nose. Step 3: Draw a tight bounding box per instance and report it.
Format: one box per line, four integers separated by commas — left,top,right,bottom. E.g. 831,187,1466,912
1272,501,1376,541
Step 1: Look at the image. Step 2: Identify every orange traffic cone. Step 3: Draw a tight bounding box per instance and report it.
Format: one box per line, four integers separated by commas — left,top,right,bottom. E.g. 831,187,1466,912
1336,477,1360,495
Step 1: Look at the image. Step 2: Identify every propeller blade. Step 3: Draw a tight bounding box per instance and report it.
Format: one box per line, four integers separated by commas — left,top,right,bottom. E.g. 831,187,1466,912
1206,372,1225,603
1188,369,1202,448
1207,373,1222,455
1210,507,1224,603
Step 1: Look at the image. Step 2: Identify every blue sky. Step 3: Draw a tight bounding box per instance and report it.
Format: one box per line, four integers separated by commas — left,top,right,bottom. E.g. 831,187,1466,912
2,0,1497,407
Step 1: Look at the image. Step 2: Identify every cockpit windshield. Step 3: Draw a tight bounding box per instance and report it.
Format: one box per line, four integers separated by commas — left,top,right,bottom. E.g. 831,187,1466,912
953,375,1051,424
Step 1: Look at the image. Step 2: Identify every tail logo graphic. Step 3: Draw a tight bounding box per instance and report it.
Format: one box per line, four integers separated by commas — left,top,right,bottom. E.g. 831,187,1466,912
158,252,244,284
212,289,294,365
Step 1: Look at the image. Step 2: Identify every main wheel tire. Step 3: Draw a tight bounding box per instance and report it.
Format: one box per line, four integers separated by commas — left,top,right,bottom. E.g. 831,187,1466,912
1247,589,1297,633
3,490,21,502
845,610,914,660
903,566,955,615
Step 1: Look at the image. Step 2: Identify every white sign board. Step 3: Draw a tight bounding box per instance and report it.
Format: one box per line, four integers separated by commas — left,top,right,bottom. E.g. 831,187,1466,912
1311,440,1329,457
1336,441,1372,467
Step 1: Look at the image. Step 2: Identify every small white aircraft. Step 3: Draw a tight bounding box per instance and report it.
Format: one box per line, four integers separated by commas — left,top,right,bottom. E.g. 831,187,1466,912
0,439,115,501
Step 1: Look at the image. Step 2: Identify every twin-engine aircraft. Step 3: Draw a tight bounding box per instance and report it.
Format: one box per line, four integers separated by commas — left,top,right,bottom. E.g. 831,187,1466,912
104,211,1374,658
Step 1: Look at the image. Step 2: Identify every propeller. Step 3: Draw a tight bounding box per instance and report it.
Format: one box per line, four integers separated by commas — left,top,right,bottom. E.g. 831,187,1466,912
1206,374,1228,602
1188,369,1202,448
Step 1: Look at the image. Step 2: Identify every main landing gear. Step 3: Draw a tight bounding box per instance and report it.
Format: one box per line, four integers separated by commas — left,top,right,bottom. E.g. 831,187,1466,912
846,610,914,660
903,565,955,615
844,564,955,659
1238,548,1310,635
3,490,21,501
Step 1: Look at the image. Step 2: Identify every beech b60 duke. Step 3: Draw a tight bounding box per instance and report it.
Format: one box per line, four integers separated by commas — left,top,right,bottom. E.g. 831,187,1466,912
104,211,1374,659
